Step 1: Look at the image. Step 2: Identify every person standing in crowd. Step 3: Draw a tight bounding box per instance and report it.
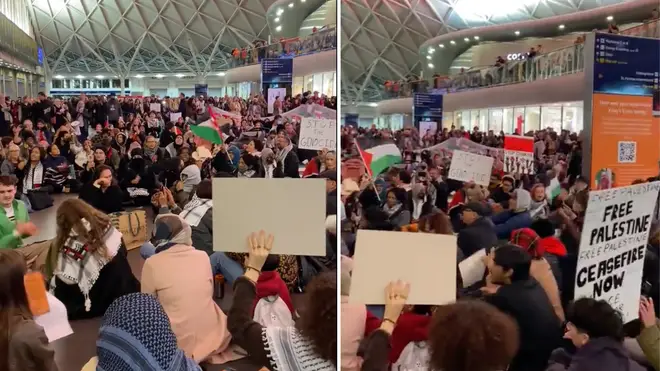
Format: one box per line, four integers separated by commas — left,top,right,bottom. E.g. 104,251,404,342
456,202,498,258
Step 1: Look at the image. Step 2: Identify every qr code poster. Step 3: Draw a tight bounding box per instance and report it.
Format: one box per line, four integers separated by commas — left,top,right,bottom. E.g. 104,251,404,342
504,150,535,175
617,141,637,164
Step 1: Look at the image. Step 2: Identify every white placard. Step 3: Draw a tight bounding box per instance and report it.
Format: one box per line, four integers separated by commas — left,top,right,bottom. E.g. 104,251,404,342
504,150,535,175
574,181,660,323
34,292,74,343
349,230,457,305
298,118,337,151
459,249,487,287
267,88,286,114
150,103,161,113
447,150,494,186
169,112,182,122
419,121,438,136
212,178,326,256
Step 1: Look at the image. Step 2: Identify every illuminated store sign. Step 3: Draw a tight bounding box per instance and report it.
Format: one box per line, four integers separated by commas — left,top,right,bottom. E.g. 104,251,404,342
506,53,528,60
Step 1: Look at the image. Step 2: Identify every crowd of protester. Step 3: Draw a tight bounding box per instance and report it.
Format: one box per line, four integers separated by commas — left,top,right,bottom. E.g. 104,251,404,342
340,124,660,371
0,89,338,371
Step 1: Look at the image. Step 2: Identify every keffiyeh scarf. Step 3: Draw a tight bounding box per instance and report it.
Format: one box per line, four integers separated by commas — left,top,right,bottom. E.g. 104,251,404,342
263,326,335,371
179,195,212,227
275,143,293,166
23,162,44,191
50,221,122,312
97,293,201,371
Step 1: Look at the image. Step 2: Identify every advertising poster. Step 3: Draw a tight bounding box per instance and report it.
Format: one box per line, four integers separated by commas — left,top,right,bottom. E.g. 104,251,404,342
267,88,286,114
573,181,660,323
589,33,660,188
413,94,443,132
261,58,293,84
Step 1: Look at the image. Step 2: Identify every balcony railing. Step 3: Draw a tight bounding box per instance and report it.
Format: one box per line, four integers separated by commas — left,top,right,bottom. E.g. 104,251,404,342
381,19,659,99
230,26,337,68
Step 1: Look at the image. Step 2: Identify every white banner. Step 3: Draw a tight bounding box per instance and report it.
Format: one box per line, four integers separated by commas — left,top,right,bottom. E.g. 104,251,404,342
447,150,494,186
267,88,286,114
298,118,337,151
419,121,438,136
504,150,535,175
169,112,182,122
150,103,161,113
574,181,660,323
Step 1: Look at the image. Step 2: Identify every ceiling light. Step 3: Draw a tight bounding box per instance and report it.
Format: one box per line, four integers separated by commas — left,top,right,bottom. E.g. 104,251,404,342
275,25,282,31
428,47,435,53
276,8,283,15
217,72,225,76
54,75,64,79
135,74,144,78
426,55,432,60
75,75,84,78
428,63,434,68
558,24,565,29
450,40,456,44
274,17,280,22
464,37,470,42
606,15,613,21
301,0,306,2
514,30,520,35
95,75,104,79
474,36,480,40
176,74,185,78
439,44,445,48
308,77,313,81
155,74,164,78
367,103,378,107
288,3,293,7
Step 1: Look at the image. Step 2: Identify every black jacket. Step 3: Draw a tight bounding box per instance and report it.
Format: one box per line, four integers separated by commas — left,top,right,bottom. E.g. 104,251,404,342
274,150,300,178
485,279,563,371
79,183,124,214
457,216,498,257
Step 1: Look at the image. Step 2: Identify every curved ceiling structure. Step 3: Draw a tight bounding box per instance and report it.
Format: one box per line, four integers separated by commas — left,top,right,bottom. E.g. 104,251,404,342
340,0,639,103
422,0,657,75
27,0,278,76
265,0,327,39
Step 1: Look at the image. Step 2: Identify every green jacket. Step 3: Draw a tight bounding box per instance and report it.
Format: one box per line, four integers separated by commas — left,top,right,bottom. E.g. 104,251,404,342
637,322,660,371
0,199,29,249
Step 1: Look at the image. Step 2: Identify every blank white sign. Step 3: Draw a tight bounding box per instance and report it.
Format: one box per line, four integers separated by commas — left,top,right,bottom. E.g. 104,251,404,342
349,230,457,305
212,178,326,256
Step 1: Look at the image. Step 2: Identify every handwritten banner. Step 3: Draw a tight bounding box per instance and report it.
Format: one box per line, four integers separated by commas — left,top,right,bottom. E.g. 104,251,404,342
298,118,337,151
448,150,494,186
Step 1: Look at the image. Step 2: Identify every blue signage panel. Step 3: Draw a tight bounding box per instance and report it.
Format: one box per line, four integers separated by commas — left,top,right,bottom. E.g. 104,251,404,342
194,84,208,97
593,33,660,96
37,47,44,65
344,113,359,128
413,93,443,118
261,58,293,84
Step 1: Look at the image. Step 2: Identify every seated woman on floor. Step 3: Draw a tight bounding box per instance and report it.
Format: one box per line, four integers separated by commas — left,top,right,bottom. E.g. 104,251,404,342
141,213,232,364
227,231,336,371
45,198,140,320
79,165,124,214
43,144,73,193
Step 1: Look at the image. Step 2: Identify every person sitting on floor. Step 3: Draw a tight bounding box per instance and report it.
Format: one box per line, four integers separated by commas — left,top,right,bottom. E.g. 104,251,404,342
45,199,139,319
78,165,124,214
140,213,232,364
227,231,336,371
81,293,201,371
251,255,295,328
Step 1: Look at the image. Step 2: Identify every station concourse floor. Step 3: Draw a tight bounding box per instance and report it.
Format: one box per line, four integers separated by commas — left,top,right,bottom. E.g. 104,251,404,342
26,194,275,371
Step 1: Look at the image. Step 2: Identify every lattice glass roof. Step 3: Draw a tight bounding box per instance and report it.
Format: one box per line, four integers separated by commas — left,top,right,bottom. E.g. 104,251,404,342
341,0,630,102
28,0,279,76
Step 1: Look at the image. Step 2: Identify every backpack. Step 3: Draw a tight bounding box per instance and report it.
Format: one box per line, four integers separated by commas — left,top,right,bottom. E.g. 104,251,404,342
392,341,431,371
253,295,295,328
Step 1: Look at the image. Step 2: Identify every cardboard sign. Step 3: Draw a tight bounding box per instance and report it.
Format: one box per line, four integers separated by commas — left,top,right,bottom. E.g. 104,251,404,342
24,272,49,316
458,249,487,287
212,178,326,256
150,103,161,113
349,230,457,305
504,151,535,175
169,112,182,122
34,292,74,342
574,181,660,322
298,118,337,151
267,88,286,114
447,150,494,186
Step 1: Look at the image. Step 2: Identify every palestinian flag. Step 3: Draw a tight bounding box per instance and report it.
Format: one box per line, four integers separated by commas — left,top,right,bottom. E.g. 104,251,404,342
189,107,232,144
356,137,402,177
546,177,562,202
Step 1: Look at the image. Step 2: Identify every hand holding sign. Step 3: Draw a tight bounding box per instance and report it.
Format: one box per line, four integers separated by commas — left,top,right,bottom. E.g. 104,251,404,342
448,150,494,186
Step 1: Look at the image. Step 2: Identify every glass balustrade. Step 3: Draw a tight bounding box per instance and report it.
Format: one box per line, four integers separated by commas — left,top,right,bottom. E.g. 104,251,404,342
381,19,659,99
231,26,337,68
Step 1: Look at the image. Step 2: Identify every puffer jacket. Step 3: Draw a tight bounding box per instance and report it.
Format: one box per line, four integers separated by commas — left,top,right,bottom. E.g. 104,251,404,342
546,337,646,371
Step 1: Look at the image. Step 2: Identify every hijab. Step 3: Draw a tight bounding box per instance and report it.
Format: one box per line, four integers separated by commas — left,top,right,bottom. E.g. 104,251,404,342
514,188,532,212
96,293,201,371
180,165,201,193
152,214,193,254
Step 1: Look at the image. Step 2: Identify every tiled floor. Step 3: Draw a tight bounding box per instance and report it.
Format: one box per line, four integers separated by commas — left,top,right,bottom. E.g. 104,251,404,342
29,195,264,371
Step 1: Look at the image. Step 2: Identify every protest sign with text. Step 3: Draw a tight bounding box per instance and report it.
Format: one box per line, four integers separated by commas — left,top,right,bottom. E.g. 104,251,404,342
298,117,337,151
448,150,494,186
149,103,161,113
574,181,660,322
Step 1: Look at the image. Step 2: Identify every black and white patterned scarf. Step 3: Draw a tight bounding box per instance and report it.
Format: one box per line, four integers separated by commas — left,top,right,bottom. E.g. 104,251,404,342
263,327,335,371
179,194,212,227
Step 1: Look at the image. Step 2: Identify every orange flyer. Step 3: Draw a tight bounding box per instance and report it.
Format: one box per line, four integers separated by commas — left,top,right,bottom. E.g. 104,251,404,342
24,272,50,316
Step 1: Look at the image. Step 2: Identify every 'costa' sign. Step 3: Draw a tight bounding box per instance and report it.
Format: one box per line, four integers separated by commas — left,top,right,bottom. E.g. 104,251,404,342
506,53,527,61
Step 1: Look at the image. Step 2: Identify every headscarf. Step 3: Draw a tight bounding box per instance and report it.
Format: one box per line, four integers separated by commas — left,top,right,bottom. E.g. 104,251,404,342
510,228,544,259
96,293,201,371
152,214,193,254
180,165,201,193
227,145,241,169
514,188,532,211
